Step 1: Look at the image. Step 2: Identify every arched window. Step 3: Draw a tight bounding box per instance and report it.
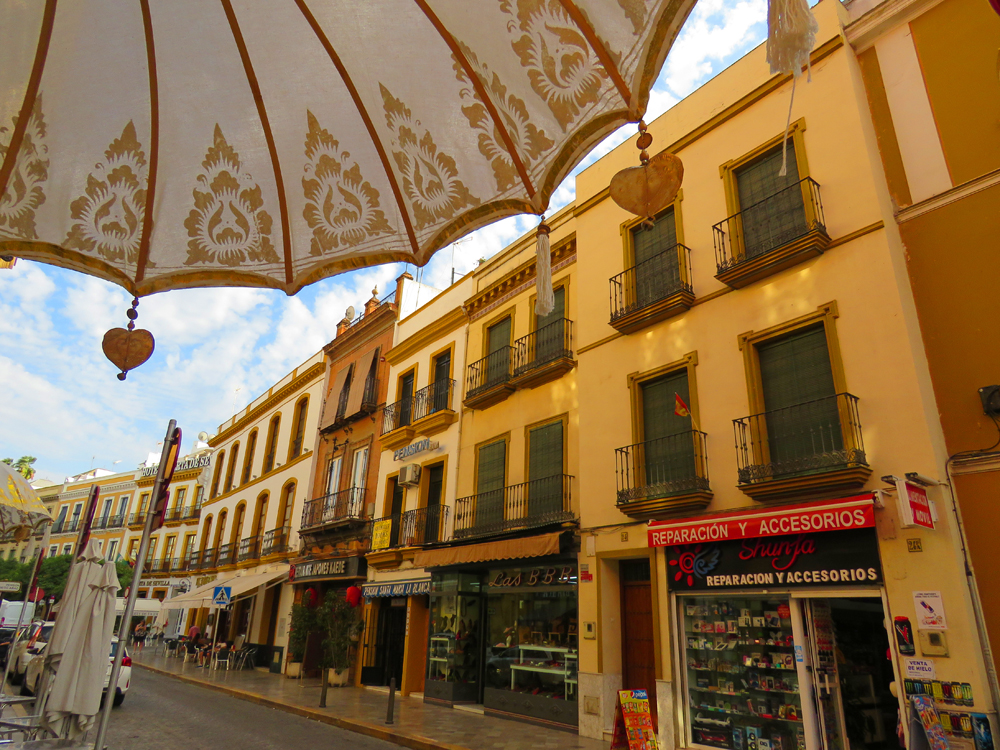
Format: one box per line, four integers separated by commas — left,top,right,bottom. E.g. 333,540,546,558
224,442,240,494
276,482,296,532
288,397,309,461
210,451,225,499
230,503,246,546
263,415,281,473
213,509,228,550
199,516,213,556
241,429,258,485
251,492,269,538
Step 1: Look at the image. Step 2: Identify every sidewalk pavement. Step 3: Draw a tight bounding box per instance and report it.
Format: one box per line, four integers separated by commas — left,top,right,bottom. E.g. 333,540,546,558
134,651,609,750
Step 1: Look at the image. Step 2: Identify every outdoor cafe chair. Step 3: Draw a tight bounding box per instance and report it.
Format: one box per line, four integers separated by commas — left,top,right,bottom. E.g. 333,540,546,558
212,647,231,671
236,646,257,671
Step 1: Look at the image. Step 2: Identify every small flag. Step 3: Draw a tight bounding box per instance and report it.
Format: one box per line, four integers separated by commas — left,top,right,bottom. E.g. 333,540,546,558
674,393,690,418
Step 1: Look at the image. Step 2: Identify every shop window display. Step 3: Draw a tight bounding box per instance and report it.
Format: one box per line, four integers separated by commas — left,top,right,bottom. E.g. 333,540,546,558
682,596,804,750
427,574,481,703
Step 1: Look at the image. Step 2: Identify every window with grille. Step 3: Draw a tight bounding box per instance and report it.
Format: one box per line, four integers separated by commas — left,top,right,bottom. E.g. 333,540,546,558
631,209,680,308
756,324,841,471
528,420,564,516
641,370,695,493
476,439,507,527
735,143,806,259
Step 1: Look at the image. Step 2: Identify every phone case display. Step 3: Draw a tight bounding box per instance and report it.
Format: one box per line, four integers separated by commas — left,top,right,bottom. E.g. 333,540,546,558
428,594,480,686
682,596,803,750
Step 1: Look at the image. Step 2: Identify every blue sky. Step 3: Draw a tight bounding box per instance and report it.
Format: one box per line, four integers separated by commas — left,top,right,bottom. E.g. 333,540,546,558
1,0,768,484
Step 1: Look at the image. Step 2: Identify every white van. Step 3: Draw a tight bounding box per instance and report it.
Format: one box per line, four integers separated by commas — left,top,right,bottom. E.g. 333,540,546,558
0,601,35,628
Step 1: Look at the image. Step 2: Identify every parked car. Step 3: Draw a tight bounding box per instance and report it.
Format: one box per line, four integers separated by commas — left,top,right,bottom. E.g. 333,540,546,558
22,636,131,707
8,621,54,685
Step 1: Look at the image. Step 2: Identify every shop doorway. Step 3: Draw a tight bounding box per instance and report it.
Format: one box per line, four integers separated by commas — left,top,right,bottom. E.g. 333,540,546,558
363,598,407,687
803,598,896,750
621,559,658,728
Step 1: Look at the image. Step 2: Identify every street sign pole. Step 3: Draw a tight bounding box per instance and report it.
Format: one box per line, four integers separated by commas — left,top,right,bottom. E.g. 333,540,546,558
93,419,180,750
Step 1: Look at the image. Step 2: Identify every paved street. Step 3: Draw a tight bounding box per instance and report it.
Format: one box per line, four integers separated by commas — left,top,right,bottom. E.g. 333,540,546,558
103,668,401,750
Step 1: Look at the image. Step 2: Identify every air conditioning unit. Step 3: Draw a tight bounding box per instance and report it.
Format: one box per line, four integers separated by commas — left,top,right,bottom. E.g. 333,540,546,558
399,464,422,487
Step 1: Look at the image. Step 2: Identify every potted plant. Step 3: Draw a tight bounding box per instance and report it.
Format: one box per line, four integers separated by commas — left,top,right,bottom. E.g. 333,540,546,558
286,602,314,678
317,594,364,707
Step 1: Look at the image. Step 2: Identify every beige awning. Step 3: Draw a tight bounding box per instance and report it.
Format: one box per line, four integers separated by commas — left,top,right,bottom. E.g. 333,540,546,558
344,348,378,417
160,569,288,610
159,576,233,610
320,365,352,431
412,532,562,569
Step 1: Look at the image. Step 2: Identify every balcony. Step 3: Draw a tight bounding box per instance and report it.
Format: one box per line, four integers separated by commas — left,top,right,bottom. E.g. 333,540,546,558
734,392,871,502
464,347,515,409
410,379,458,436
714,177,830,288
371,505,450,551
170,556,190,573
127,512,146,529
261,526,291,558
182,504,202,522
217,543,237,568
454,474,573,540
610,245,695,334
616,430,712,520
105,512,125,529
199,547,218,570
331,374,379,430
380,396,416,450
238,535,261,563
163,508,184,525
147,559,170,574
511,319,575,389
301,487,368,533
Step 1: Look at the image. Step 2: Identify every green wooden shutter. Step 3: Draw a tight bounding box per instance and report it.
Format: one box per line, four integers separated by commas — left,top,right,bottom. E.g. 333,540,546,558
632,209,680,307
735,143,806,259
485,317,511,387
757,325,842,471
528,420,564,516
476,439,507,528
399,371,415,425
641,371,695,493
432,351,451,412
424,463,445,544
534,287,566,364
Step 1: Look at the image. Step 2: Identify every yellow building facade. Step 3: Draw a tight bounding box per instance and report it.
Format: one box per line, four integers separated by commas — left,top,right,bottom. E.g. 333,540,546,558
47,468,135,563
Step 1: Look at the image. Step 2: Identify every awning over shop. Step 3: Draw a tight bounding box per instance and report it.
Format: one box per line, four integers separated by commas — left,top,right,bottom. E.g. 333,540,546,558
159,577,229,610
229,570,288,603
412,532,562,569
362,578,430,598
647,493,876,548
160,570,289,610
115,597,161,617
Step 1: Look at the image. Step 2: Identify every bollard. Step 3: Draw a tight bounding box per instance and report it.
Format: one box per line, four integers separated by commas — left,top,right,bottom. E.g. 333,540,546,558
386,677,396,725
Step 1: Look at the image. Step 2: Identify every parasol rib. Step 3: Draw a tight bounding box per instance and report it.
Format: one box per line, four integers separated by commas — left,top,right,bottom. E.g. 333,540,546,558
555,0,634,114
295,0,420,258
413,0,538,206
221,0,294,287
134,0,160,288
0,0,58,202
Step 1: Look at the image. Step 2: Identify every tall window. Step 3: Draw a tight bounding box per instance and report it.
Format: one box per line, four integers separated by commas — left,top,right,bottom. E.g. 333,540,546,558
194,485,205,509
528,420,564,515
199,516,213,555
210,451,225,498
55,506,67,528
288,398,309,461
485,317,511,387
71,503,82,526
181,534,195,562
424,463,445,544
280,484,295,529
263,416,280,473
242,429,258,485
139,493,151,514
213,510,228,550
640,370,695,493
101,497,113,524
735,143,806,259
163,536,176,563
350,447,368,510
251,493,269,537
476,439,507,528
117,496,129,518
174,487,187,513
325,456,342,496
431,350,451,413
224,442,240,493
756,324,840,471
107,540,118,561
399,371,415,426
127,539,138,559
231,504,246,546
387,477,405,547
631,210,680,307
534,286,566,364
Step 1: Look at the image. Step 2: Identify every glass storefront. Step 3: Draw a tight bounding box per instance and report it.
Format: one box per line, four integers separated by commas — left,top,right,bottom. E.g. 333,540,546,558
426,573,482,703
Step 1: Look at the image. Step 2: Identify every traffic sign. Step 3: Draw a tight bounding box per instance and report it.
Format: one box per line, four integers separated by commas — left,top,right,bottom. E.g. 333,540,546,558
0,582,21,593
212,586,231,607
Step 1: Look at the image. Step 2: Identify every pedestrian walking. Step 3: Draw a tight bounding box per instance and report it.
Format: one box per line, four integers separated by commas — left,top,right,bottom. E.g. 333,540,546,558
133,620,147,654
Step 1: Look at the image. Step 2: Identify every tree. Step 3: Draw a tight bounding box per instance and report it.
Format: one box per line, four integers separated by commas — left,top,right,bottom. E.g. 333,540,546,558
1,457,37,481
0,558,32,601
31,554,133,605
315,594,363,709
115,560,134,593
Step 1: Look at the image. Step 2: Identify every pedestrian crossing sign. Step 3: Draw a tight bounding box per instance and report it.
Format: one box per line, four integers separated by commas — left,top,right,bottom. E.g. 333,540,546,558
213,586,231,607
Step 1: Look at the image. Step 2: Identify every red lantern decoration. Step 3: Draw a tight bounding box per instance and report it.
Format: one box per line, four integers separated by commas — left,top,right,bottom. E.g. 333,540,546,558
304,587,319,608
345,585,362,608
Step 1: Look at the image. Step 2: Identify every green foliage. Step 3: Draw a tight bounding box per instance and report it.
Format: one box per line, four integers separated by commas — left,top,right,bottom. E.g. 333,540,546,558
287,603,315,662
0,558,32,601
1,457,37,481
115,560,134,592
315,595,363,672
36,555,72,600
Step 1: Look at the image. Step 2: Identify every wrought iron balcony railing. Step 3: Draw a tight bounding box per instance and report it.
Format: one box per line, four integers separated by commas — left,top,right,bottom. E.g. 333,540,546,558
170,556,190,573
147,559,170,574
261,526,290,557
714,177,826,274
163,508,183,524
513,319,573,376
616,430,711,505
182,505,202,521
734,393,867,484
610,245,693,322
199,547,218,569
127,512,146,527
381,396,414,435
412,379,456,421
106,512,126,529
301,487,368,531
466,347,513,399
334,374,379,427
454,474,573,540
238,535,261,563
372,505,450,550
217,543,236,567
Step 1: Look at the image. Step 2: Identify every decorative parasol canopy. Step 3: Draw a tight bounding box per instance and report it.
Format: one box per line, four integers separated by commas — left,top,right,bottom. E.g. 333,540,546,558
1,0,697,297
0,462,53,538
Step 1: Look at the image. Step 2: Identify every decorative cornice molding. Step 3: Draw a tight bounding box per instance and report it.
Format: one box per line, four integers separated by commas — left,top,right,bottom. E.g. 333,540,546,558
844,0,946,52
386,306,467,366
464,240,576,320
896,169,1000,224
323,303,397,360
211,361,325,447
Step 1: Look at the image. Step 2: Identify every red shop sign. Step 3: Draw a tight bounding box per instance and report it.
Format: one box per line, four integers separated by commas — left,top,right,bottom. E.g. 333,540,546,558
896,481,935,530
647,494,875,548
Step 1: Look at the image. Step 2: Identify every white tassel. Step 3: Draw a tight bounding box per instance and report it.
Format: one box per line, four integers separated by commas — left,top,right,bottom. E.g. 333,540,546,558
535,222,554,317
767,0,818,176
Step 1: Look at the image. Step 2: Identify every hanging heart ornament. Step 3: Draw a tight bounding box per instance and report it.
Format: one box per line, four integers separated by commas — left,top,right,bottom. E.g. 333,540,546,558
610,148,684,219
102,327,155,380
